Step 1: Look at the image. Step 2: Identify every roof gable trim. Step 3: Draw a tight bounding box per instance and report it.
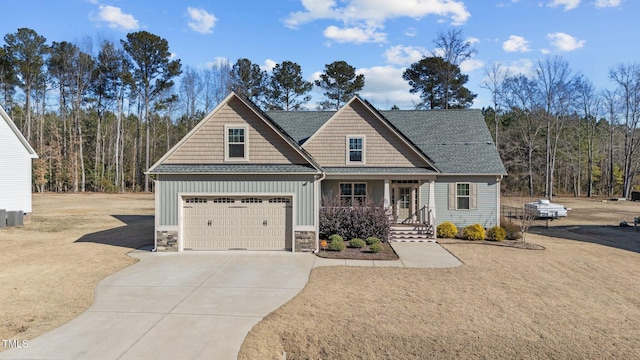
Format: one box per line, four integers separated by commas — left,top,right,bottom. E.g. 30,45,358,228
148,92,322,174
0,105,38,159
303,96,438,172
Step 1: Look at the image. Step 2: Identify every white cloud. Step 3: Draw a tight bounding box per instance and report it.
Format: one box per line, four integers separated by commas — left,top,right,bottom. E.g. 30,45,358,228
540,48,551,54
547,32,585,51
503,59,535,77
467,37,480,45
286,0,470,27
356,65,421,109
205,57,229,68
547,0,581,10
404,27,417,37
323,25,387,43
261,59,277,72
285,0,470,43
285,0,340,28
502,35,531,52
594,0,621,8
309,71,323,83
187,7,217,34
460,59,484,73
93,5,139,31
384,45,427,65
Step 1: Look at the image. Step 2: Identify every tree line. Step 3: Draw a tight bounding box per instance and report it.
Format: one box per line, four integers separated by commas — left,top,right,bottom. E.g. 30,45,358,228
0,28,373,193
3,26,637,200
484,58,640,199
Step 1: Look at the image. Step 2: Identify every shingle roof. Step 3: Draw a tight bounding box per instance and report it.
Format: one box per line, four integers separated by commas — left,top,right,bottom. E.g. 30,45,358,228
267,108,506,175
323,167,436,175
151,164,319,174
266,111,333,144
381,110,507,175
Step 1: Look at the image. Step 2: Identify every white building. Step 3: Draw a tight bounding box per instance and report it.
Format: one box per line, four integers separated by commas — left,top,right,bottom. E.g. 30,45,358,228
0,105,38,213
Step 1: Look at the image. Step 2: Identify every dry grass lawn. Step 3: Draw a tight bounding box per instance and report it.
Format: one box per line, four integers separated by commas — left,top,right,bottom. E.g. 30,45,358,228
0,193,154,345
3,194,640,358
239,197,640,359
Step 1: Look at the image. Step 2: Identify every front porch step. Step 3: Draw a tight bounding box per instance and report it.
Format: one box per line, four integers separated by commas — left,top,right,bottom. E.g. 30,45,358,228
390,225,436,243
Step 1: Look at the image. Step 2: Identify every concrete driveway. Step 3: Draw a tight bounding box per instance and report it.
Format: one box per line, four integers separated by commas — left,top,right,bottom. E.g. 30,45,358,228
0,251,316,360
0,243,460,360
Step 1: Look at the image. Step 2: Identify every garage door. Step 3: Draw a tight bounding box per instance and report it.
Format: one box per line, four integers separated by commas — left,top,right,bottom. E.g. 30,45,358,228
182,196,292,250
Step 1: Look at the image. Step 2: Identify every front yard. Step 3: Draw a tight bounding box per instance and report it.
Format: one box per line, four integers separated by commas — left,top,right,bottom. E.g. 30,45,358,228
0,193,154,344
3,195,640,359
239,197,640,359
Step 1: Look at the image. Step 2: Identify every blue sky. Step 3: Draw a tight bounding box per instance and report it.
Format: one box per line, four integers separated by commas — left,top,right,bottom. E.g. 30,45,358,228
1,0,637,110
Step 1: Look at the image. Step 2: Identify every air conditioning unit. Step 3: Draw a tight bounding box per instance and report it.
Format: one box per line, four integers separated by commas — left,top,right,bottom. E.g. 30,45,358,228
6,210,23,227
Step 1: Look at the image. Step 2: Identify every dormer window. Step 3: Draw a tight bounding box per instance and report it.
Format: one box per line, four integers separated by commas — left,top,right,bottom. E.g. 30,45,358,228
225,125,248,161
347,136,365,164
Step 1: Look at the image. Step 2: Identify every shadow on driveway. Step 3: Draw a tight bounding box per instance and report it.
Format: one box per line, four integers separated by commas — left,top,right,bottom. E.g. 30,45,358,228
75,215,154,249
530,224,640,254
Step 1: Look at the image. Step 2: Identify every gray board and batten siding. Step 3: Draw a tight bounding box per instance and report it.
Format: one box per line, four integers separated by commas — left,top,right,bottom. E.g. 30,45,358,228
156,173,317,228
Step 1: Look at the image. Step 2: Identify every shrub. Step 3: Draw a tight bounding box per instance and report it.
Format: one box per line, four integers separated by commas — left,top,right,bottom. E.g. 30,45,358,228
349,238,366,248
365,236,380,245
500,218,522,240
319,194,390,242
328,234,343,242
463,224,486,241
369,243,383,253
436,221,458,238
486,226,506,241
328,236,345,251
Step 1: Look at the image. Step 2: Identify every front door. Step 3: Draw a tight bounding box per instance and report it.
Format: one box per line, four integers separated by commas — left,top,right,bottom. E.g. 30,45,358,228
397,187,412,221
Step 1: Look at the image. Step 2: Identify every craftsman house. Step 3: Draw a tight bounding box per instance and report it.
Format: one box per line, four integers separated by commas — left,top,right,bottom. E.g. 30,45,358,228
148,92,506,252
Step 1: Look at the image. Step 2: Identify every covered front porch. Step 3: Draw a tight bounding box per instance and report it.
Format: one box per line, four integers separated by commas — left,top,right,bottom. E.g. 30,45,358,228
320,168,437,240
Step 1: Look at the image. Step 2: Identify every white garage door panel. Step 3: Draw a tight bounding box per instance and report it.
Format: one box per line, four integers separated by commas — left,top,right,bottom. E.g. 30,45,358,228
183,196,291,251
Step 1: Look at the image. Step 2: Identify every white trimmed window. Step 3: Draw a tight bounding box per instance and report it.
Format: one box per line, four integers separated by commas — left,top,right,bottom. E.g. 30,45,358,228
340,183,367,206
448,182,477,210
457,183,470,210
225,125,248,161
346,136,365,164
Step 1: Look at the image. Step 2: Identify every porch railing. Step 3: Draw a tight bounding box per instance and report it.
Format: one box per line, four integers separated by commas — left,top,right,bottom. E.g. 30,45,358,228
398,205,432,225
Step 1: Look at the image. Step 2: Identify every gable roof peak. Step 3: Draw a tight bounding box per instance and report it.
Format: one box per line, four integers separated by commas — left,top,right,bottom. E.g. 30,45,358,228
148,91,322,174
0,105,38,158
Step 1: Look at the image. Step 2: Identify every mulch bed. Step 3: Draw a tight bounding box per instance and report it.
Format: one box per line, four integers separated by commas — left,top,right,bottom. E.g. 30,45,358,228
316,241,399,260
437,238,545,250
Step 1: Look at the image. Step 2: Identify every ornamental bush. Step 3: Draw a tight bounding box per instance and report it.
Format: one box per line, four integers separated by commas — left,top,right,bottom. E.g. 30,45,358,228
365,236,380,245
349,238,366,248
319,194,390,242
328,234,344,243
500,218,522,240
436,221,458,238
369,243,383,253
328,236,345,251
463,223,486,241
486,226,506,241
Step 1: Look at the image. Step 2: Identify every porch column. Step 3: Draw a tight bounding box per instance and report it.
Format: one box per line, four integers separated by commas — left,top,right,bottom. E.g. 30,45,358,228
428,180,437,238
410,186,416,221
383,179,390,210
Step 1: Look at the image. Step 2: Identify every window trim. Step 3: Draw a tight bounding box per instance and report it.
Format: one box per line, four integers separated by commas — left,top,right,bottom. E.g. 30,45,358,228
448,182,477,210
339,182,367,206
345,135,366,164
224,124,249,162
456,183,471,210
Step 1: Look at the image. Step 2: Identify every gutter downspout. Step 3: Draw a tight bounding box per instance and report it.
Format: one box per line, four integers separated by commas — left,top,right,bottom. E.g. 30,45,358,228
313,172,326,254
